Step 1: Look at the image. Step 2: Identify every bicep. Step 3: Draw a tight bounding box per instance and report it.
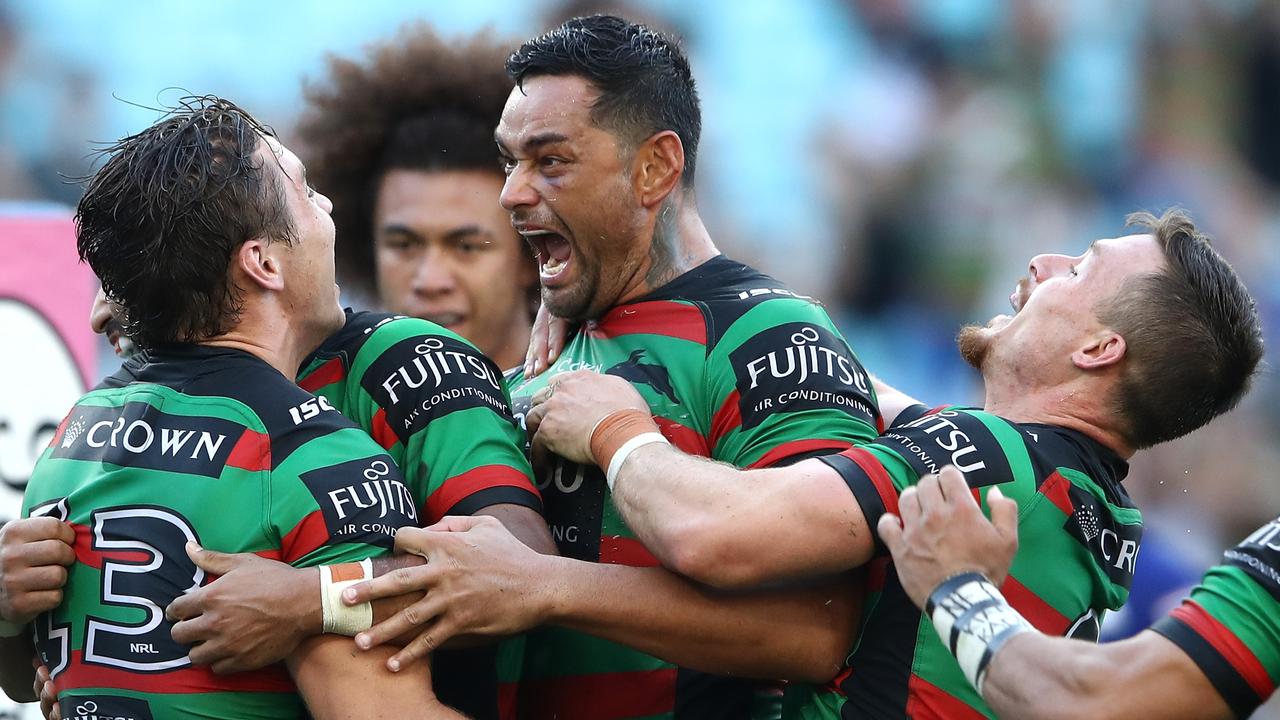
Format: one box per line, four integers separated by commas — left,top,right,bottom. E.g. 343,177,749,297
741,460,877,580
475,503,556,555
682,458,876,588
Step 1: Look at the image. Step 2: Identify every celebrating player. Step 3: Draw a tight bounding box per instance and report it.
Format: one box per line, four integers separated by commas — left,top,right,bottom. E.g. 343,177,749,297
382,208,1262,717
298,26,538,371
0,97,462,717
880,465,1278,720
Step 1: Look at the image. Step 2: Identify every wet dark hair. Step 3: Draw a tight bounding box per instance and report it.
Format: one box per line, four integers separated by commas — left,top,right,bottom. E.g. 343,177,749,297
506,14,701,185
75,95,295,349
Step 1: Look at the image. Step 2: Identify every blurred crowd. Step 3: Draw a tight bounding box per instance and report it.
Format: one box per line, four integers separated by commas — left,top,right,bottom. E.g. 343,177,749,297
3,0,1278,655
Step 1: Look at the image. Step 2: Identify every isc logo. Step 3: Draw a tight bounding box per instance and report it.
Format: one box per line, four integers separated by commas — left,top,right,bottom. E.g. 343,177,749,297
288,396,336,425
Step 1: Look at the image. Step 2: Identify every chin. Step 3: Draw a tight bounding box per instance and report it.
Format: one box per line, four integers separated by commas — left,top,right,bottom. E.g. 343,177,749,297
955,324,992,370
542,285,594,323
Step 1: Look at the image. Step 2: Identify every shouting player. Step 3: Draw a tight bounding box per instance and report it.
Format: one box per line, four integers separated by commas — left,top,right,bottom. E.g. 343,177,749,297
352,209,1262,718
880,465,1278,720
329,14,883,719
0,97,462,718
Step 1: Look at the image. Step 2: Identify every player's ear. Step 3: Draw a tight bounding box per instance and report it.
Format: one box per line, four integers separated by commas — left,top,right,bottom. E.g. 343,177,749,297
632,130,684,209
1072,330,1125,371
235,238,284,292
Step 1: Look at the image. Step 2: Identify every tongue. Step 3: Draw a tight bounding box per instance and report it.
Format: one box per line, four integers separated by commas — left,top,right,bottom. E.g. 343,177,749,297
544,235,572,262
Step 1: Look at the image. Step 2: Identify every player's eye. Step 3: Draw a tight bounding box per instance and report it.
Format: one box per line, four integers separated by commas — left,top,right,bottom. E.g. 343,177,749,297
1068,264,1079,277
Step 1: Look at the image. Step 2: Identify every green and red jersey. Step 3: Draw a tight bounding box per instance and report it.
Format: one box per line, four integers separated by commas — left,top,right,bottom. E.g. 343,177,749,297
786,404,1141,719
298,310,539,720
506,256,881,720
1153,517,1280,718
298,310,540,525
26,344,419,719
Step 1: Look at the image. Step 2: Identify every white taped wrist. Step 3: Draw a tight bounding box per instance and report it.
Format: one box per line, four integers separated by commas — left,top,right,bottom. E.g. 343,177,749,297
606,432,669,490
925,572,1034,693
0,617,26,638
320,559,374,636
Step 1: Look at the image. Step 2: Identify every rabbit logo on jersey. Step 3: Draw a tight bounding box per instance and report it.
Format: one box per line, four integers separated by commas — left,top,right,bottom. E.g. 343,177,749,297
730,322,876,429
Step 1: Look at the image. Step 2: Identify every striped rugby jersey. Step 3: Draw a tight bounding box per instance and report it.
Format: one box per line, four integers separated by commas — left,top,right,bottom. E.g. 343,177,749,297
506,256,881,720
785,404,1141,719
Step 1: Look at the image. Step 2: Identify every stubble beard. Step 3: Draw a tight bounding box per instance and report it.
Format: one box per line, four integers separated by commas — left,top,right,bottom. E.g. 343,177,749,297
542,260,600,323
956,324,991,370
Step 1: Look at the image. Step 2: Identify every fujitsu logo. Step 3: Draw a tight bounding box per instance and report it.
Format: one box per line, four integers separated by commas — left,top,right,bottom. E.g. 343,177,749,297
381,338,501,404
897,411,987,473
326,459,418,523
744,326,870,393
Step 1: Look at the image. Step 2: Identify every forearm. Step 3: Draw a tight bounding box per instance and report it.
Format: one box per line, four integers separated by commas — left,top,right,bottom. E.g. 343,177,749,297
288,635,464,720
0,634,36,702
981,631,1231,720
612,447,870,587
869,374,921,428
475,503,558,555
540,555,858,683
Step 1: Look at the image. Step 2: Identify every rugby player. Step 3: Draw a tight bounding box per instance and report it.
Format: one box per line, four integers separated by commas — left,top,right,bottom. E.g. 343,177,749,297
880,465,1278,720
351,209,1263,718
0,96,462,717
325,14,884,719
298,26,538,370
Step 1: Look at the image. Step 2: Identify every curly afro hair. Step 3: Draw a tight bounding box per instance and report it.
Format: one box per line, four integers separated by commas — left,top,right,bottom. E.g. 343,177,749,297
298,24,515,298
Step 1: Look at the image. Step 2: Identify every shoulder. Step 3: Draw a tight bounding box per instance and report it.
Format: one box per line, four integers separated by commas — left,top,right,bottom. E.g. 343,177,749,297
1221,518,1280,600
872,407,1030,487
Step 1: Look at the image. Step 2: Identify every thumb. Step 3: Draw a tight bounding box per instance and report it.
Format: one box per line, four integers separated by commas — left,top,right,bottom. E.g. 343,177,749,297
423,515,489,533
185,542,241,576
877,513,906,559
987,486,1019,548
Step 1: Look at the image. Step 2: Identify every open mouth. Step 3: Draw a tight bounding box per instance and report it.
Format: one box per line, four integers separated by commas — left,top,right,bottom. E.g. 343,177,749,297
519,227,573,283
1009,278,1031,313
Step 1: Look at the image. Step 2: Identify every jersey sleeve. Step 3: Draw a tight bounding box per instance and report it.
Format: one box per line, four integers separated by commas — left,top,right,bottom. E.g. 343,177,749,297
341,317,540,524
266,407,419,568
702,296,880,468
1152,520,1280,718
816,406,1043,554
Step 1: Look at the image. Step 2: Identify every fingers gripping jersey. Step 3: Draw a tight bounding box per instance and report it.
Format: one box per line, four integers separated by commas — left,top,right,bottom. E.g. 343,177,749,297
507,257,881,720
298,311,540,525
25,345,418,720
786,405,1141,720
298,311,539,719
1153,518,1280,718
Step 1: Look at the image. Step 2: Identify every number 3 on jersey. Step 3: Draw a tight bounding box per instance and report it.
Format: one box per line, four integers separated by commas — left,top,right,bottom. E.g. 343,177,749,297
82,506,204,672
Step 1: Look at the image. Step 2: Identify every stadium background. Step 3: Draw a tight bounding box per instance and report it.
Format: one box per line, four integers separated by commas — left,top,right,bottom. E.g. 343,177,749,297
1,0,1277,717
